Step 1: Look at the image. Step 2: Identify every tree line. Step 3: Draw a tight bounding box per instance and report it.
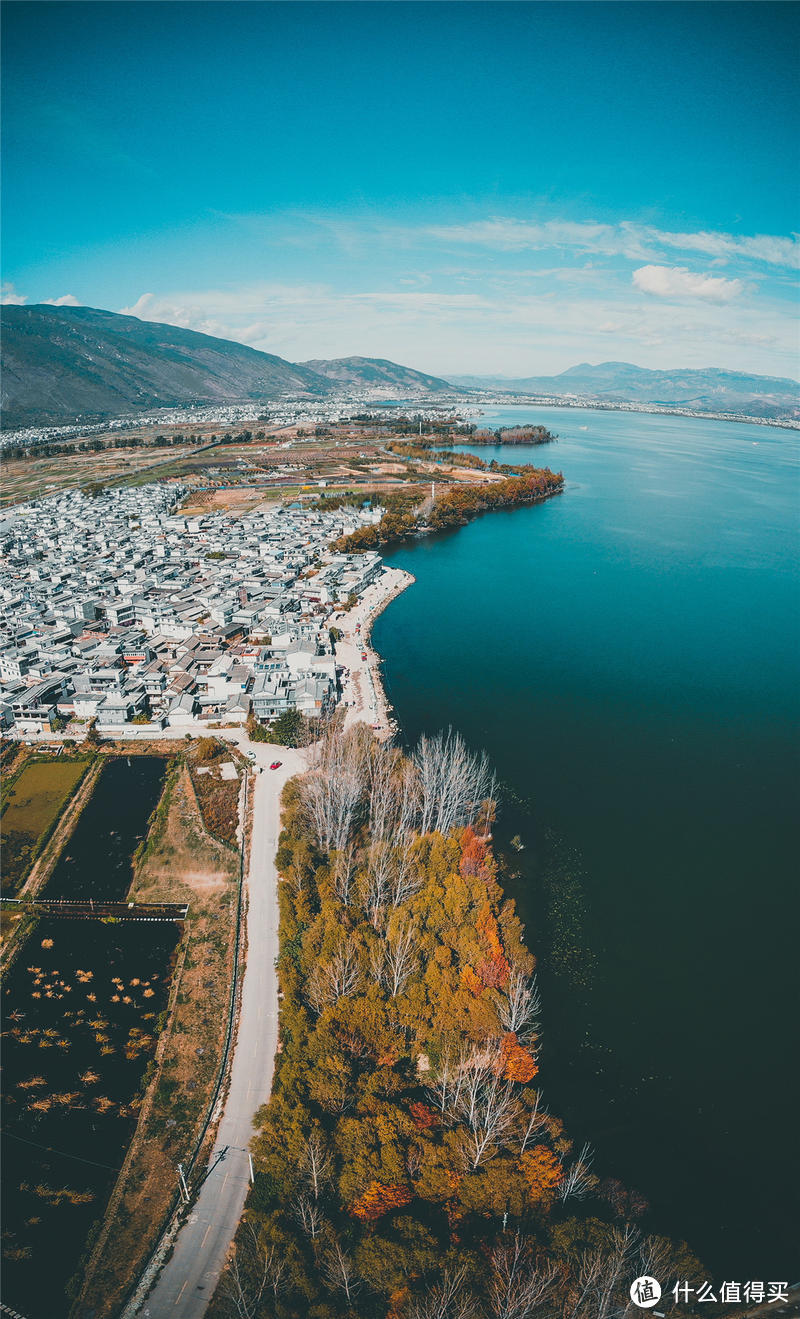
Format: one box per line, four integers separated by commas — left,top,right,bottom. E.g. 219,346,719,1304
331,468,565,553
3,429,268,462
213,727,703,1318
467,427,556,446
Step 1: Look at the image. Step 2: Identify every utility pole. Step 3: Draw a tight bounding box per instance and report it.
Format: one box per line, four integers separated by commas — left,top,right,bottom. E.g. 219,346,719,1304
248,1153,255,1184
177,1163,190,1204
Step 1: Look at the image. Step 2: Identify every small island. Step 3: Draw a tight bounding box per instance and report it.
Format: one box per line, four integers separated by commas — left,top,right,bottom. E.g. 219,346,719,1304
466,424,557,446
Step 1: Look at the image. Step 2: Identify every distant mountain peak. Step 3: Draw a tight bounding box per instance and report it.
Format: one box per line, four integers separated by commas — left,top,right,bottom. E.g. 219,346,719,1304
447,360,799,422
298,355,453,394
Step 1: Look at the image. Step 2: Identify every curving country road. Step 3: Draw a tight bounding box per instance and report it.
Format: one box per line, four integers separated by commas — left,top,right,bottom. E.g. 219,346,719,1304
135,745,306,1319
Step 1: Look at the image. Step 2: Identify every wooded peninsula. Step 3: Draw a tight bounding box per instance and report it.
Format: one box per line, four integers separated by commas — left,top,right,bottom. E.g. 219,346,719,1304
213,728,702,1318
331,465,565,553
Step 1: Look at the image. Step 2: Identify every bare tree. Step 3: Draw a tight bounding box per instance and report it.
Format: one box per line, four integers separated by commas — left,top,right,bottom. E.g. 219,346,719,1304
302,729,367,854
563,1223,638,1319
333,844,356,907
307,938,361,1011
367,743,403,841
389,847,422,906
458,1066,521,1169
414,728,496,837
292,1191,324,1239
219,1224,286,1318
558,1142,595,1202
361,841,393,929
285,851,306,894
406,1139,424,1178
408,1264,480,1319
519,1092,550,1154
488,1237,558,1319
300,1130,333,1201
319,1236,361,1305
425,1043,467,1122
498,967,541,1042
398,760,422,840
370,921,417,997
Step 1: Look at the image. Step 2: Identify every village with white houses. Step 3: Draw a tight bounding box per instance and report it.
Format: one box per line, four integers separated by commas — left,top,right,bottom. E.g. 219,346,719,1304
0,481,389,738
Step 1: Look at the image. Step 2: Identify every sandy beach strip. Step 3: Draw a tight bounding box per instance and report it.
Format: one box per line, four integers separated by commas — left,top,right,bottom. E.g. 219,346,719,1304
332,566,415,739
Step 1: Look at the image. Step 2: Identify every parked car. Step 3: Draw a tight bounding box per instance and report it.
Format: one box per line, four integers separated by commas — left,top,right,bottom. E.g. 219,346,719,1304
270,761,282,770
246,750,257,761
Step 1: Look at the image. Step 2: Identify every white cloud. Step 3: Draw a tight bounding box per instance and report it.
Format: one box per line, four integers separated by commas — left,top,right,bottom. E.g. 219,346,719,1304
119,293,155,318
43,293,80,306
632,264,744,303
112,275,798,380
640,226,800,270
411,217,799,270
1,282,27,305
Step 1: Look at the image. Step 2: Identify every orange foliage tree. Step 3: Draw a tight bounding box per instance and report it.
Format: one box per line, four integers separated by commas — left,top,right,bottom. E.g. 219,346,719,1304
349,1180,413,1223
459,827,489,878
498,1032,538,1083
520,1145,563,1202
476,903,510,989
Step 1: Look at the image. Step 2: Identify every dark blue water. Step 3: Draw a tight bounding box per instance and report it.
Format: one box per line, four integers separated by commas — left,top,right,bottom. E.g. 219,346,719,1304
373,407,800,1276
44,756,167,900
1,919,178,1319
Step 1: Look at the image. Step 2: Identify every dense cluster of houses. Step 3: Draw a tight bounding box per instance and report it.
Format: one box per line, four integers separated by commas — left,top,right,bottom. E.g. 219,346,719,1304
0,482,385,736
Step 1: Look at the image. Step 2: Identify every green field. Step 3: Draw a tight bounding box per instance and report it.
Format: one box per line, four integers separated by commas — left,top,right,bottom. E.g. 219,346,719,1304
0,757,91,895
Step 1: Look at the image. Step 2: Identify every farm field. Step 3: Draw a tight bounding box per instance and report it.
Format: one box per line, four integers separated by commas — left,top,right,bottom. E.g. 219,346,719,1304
75,754,241,1318
1,917,179,1319
0,442,206,507
1,757,91,896
2,416,497,513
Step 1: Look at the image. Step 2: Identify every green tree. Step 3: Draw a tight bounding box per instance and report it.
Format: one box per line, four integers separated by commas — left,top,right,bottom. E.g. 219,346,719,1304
270,709,306,747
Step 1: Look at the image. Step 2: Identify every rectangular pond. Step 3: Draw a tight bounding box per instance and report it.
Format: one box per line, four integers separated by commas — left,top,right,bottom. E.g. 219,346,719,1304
1,757,91,896
1,917,180,1319
44,756,168,901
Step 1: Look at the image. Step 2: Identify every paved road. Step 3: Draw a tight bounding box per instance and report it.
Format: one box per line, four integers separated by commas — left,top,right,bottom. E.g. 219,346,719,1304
138,745,306,1319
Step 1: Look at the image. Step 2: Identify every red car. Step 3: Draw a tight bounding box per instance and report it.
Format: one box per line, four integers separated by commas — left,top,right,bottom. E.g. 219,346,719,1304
270,761,282,770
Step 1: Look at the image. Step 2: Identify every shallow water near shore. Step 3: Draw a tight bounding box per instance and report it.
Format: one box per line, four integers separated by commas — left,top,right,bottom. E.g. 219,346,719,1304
373,406,800,1276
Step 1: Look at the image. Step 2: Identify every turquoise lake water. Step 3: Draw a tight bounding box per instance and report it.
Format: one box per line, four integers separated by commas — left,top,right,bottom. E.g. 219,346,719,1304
373,406,800,1276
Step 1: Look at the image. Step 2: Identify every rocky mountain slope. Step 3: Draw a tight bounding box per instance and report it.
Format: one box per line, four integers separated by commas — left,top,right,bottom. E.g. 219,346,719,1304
0,304,332,429
299,355,453,394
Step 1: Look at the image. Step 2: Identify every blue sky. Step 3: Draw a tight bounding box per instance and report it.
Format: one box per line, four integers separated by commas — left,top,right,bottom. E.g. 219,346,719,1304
2,1,798,377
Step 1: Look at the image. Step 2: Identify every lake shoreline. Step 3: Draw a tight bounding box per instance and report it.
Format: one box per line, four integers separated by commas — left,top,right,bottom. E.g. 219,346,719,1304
370,410,800,1276
333,565,415,739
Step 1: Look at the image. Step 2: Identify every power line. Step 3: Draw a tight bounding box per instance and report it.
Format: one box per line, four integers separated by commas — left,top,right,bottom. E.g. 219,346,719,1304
0,1126,122,1173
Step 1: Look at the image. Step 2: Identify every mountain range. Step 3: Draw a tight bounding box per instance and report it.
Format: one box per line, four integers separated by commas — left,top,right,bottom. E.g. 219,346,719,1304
1,304,797,429
449,361,800,420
